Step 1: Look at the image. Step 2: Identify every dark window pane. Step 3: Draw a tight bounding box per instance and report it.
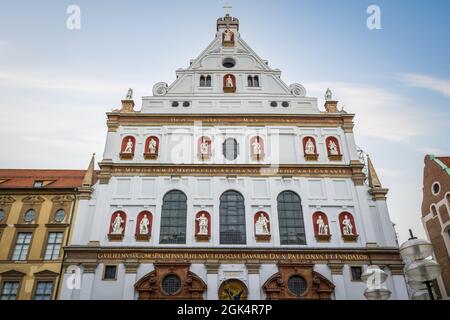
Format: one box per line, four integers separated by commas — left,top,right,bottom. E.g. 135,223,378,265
288,276,307,296
220,191,246,244
223,138,239,160
351,267,362,281
162,275,181,295
277,191,306,245
33,282,53,300
104,266,117,280
159,191,187,244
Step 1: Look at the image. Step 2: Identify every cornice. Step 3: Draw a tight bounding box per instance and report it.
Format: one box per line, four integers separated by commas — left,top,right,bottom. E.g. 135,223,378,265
106,113,355,132
97,162,365,185
63,247,403,267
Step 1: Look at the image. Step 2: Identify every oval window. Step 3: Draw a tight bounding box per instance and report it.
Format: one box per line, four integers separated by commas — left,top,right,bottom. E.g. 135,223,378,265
432,182,440,195
162,275,181,295
222,57,236,68
24,209,36,223
0,209,5,222
223,138,239,160
288,275,307,296
54,209,66,222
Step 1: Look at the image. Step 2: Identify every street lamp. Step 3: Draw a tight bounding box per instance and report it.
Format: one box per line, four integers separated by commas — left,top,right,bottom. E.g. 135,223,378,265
361,265,391,300
400,229,441,300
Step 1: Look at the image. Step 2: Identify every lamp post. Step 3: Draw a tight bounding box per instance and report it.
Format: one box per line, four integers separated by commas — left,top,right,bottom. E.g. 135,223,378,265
400,229,441,300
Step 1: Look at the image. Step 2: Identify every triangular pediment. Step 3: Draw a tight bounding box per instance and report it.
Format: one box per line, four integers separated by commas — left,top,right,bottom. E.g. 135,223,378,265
0,269,26,278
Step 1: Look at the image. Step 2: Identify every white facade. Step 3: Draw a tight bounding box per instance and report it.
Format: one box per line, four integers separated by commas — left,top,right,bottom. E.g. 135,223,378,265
61,14,408,300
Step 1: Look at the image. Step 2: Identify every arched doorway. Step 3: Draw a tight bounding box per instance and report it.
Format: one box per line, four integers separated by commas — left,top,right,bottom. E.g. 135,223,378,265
219,279,248,300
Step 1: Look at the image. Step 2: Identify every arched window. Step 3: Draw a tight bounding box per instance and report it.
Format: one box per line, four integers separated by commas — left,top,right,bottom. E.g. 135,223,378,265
247,76,254,87
206,76,212,87
220,190,246,244
431,205,438,217
223,138,239,161
277,191,306,245
159,190,187,244
253,76,259,87
200,75,206,87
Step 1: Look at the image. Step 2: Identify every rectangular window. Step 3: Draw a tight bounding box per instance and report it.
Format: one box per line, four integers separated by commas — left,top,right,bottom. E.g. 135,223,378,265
351,266,363,281
103,265,117,280
11,232,32,261
33,281,53,300
44,232,63,260
1,281,20,300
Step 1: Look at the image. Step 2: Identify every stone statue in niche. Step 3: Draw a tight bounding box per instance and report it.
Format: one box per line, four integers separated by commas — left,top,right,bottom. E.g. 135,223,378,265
223,29,233,42
148,138,157,154
342,215,354,235
305,138,316,155
225,75,234,88
325,88,332,101
328,140,339,155
126,88,133,100
124,138,134,154
111,214,124,234
255,213,270,235
139,214,150,235
196,213,209,235
316,215,329,235
252,139,262,155
200,140,209,155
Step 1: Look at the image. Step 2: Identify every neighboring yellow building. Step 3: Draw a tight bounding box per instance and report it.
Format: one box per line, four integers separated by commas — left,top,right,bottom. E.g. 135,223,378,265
0,156,95,300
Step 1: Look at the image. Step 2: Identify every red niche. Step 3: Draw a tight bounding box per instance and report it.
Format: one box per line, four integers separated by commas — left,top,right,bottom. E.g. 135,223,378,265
109,211,127,235
312,211,330,236
195,211,211,236
254,211,271,233
120,136,136,156
325,137,341,156
144,136,159,159
197,136,212,159
135,211,153,236
302,136,318,155
223,74,236,93
250,136,265,160
338,212,357,236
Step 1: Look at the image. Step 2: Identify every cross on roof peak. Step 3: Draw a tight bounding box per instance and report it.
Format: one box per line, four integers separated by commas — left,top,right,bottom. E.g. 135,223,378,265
223,1,232,16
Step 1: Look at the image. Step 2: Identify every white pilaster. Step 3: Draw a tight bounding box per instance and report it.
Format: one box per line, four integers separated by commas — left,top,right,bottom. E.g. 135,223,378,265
205,262,220,300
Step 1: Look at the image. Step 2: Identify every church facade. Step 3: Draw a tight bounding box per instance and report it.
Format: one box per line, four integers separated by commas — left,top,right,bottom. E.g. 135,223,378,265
60,14,409,300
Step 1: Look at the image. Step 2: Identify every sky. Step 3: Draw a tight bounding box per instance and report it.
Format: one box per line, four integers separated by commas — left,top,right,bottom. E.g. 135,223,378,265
0,0,449,243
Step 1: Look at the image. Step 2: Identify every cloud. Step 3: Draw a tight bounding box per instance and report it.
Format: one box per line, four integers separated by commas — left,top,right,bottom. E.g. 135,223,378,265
305,82,442,142
414,145,445,155
0,69,128,94
397,73,450,98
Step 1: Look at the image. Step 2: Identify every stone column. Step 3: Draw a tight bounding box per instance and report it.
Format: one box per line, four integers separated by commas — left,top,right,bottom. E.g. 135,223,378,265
328,262,347,300
246,262,261,300
205,261,220,300
122,260,140,300
80,262,98,300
